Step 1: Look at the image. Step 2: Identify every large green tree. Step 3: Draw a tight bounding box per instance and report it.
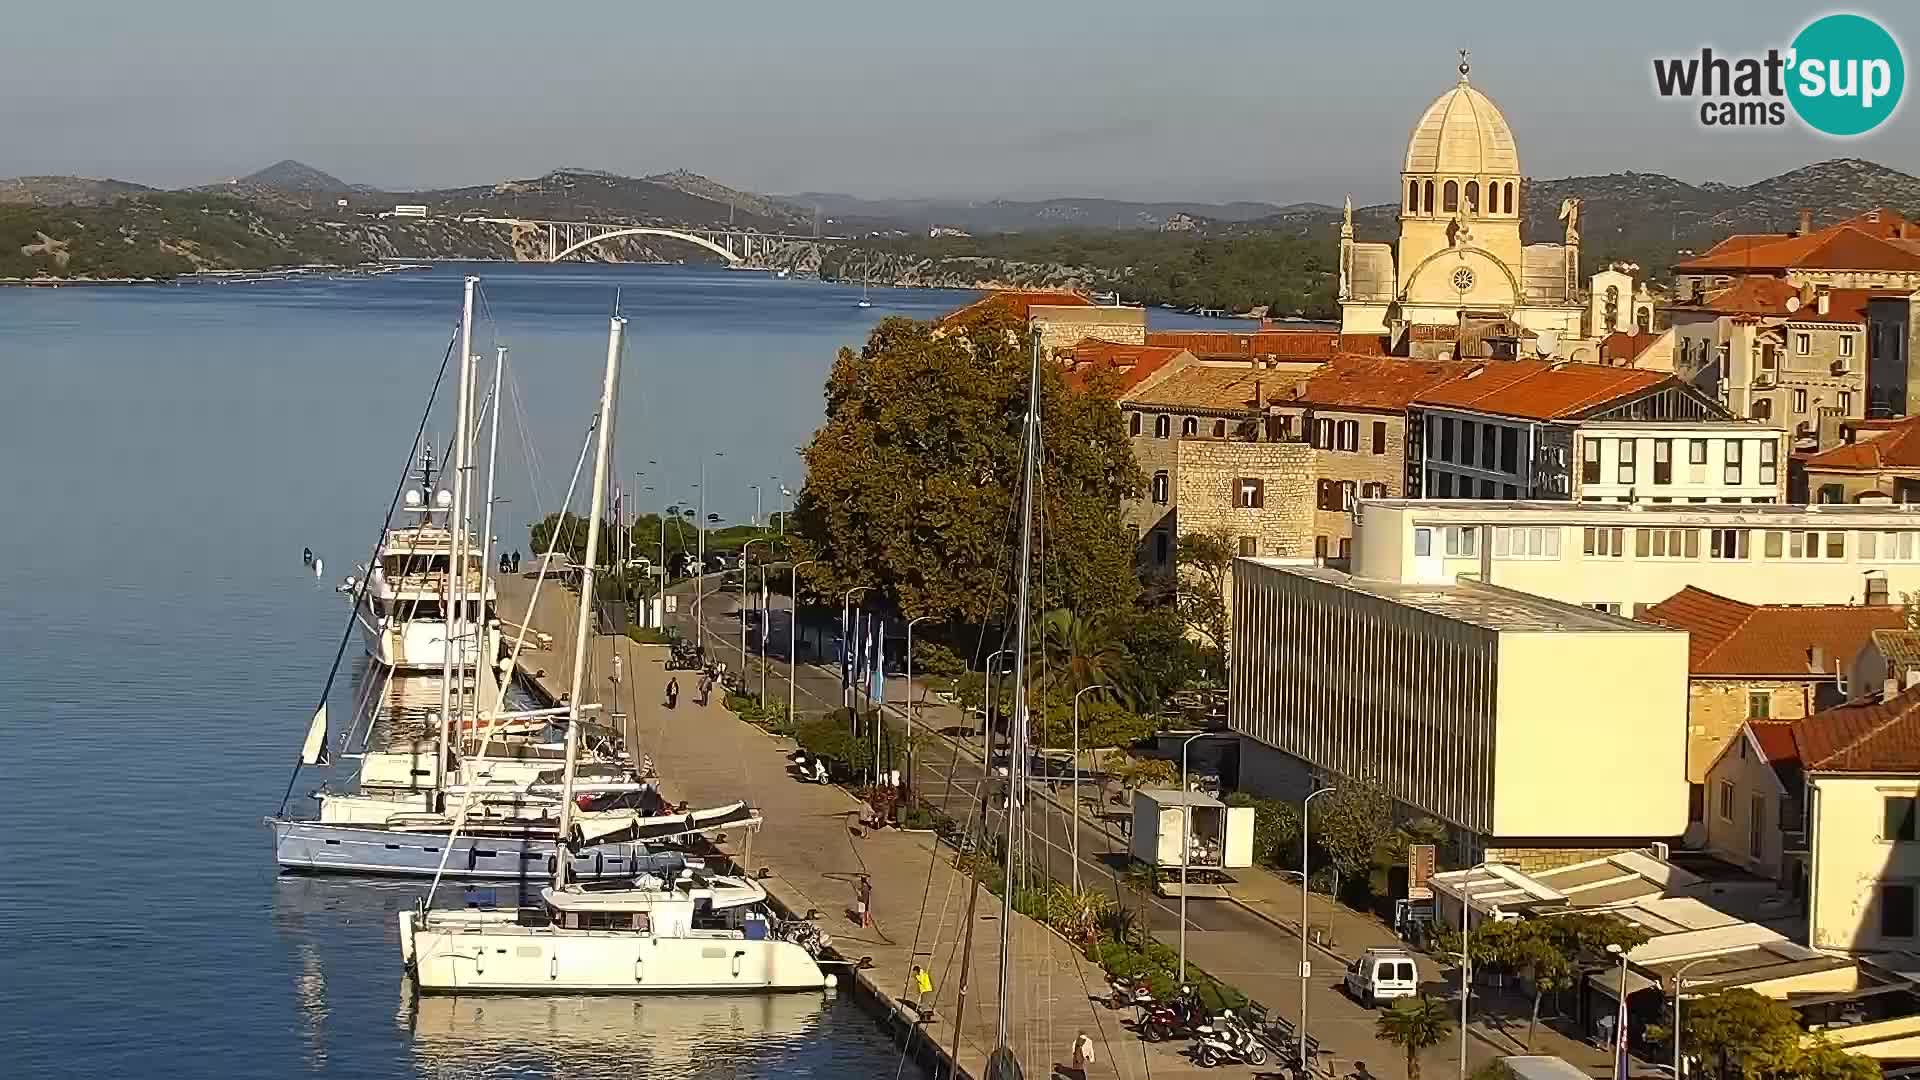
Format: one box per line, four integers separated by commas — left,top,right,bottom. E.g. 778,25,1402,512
1471,913,1648,1051
791,311,1140,627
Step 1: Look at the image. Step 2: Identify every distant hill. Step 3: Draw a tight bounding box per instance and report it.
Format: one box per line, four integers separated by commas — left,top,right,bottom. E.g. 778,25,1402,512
786,192,1289,233
0,175,157,206
236,159,365,193
399,169,809,231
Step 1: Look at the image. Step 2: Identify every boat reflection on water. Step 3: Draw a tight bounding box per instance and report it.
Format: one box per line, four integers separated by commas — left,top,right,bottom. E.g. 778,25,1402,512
403,992,829,1077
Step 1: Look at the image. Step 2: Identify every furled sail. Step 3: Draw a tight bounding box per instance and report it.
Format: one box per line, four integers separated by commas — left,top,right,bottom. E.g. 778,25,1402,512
300,704,330,766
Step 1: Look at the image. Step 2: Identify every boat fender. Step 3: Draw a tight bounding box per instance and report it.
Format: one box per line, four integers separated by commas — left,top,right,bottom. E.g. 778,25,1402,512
823,972,838,989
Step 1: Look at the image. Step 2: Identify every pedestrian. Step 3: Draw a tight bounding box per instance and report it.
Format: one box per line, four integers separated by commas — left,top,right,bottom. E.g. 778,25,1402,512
857,875,874,928
1068,1030,1094,1078
697,676,712,707
511,550,521,573
665,677,679,710
906,964,935,1020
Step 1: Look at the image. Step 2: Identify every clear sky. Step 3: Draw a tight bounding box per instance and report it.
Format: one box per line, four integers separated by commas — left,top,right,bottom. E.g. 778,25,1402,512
5,1,1914,205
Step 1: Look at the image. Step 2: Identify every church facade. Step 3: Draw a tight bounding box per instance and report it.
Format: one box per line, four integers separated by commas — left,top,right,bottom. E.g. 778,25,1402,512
1340,58,1589,351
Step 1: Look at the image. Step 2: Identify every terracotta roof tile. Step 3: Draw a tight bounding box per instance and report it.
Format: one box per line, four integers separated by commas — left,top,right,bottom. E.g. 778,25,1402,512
939,289,1092,324
1638,585,1905,677
1683,277,1803,316
1124,366,1312,413
1413,360,1673,421
1063,339,1187,393
1676,222,1920,274
1142,329,1384,359
1291,356,1478,411
1793,683,1920,773
1802,414,1920,471
1600,332,1661,365
1750,721,1801,766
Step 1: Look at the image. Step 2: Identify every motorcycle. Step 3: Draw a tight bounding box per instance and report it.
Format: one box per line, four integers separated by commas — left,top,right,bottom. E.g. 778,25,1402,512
1139,987,1205,1042
1104,975,1155,1012
1192,1009,1269,1068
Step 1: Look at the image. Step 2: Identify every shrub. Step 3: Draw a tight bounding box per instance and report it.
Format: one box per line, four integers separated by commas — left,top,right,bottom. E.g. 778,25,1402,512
625,625,675,645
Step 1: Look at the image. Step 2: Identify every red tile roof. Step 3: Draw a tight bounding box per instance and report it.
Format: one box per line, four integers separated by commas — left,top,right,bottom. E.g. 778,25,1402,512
1412,360,1673,421
1124,365,1313,413
1690,276,1803,315
939,289,1092,324
1291,356,1478,411
1143,329,1385,360
1750,721,1802,766
1599,332,1662,365
1793,683,1920,773
1676,222,1920,274
1063,339,1187,393
1638,586,1906,677
1801,414,1920,471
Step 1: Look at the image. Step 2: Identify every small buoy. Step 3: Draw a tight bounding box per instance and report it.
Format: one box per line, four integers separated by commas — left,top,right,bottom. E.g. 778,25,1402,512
313,558,324,578
302,547,314,566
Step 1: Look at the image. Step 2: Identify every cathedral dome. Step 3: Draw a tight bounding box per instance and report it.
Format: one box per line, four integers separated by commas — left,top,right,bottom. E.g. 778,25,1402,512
1403,66,1519,177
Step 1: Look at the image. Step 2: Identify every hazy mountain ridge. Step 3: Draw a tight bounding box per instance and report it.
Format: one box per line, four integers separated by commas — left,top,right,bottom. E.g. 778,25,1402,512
0,175,158,206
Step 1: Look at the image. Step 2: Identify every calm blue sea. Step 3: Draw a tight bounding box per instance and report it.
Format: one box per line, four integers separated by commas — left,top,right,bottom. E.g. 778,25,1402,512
0,263,1244,1078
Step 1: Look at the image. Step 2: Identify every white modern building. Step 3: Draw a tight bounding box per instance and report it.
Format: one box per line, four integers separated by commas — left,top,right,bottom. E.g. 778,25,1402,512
1231,559,1689,864
1350,499,1920,614
1572,421,1788,503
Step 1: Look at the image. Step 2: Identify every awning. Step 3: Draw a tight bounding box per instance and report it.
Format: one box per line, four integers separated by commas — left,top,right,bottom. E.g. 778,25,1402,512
1590,967,1660,1002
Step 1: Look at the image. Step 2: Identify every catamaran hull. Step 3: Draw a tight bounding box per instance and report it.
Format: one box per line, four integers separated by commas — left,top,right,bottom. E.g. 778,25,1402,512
268,818,667,881
401,918,833,992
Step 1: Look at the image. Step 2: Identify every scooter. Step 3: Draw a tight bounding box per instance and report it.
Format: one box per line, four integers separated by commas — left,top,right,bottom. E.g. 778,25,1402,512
1192,1009,1269,1068
1104,975,1155,1012
1139,987,1205,1042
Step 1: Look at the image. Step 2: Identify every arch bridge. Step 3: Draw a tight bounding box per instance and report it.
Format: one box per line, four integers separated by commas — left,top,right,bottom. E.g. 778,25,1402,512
464,217,827,270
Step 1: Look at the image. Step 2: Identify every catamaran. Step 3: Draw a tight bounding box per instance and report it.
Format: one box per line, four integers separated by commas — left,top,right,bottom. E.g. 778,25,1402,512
399,313,832,992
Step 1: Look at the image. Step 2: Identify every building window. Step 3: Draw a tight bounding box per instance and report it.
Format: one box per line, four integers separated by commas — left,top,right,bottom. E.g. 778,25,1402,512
1315,417,1334,449
1237,536,1258,557
1443,180,1458,212
1582,440,1601,484
1725,441,1743,484
1793,389,1809,414
1840,391,1853,414
1504,182,1514,214
1315,480,1352,512
1237,478,1265,509
1886,797,1920,842
1465,180,1479,212
1155,414,1171,438
1407,180,1418,212
1502,484,1518,499
1154,530,1169,565
1151,471,1169,504
1441,525,1478,556
1338,420,1360,452
1749,795,1766,858
1414,527,1433,556
1819,483,1845,504
1480,478,1496,498
1690,439,1708,466
1129,412,1142,437
1718,780,1735,821
1884,886,1918,939
1582,527,1625,557
1438,417,1454,461
1360,482,1388,499
1748,692,1771,719
1754,398,1773,421
1461,420,1478,466
1618,440,1637,484
1759,441,1778,485
1795,332,1812,355
1213,419,1226,438
1435,472,1454,497
1636,528,1699,559
1841,335,1856,358
1499,428,1517,473
1654,439,1673,485
1372,421,1388,455
1181,416,1198,436
1862,531,1919,560
1315,535,1329,560
1423,180,1434,214
1763,530,1784,558
1709,529,1750,559
1493,526,1561,559
1591,602,1622,615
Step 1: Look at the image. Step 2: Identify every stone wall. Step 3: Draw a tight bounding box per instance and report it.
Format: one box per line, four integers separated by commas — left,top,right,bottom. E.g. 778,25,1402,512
1176,439,1316,636
1032,306,1146,352
1123,423,1185,572
1686,679,1815,783
1481,845,1639,873
1266,407,1410,556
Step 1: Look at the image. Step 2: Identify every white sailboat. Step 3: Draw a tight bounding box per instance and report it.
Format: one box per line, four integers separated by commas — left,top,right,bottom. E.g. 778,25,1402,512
399,315,832,992
855,255,873,309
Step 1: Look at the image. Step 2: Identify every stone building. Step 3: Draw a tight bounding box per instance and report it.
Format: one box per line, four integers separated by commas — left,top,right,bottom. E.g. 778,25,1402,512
1797,413,1920,502
1635,585,1901,820
1175,439,1315,638
1868,290,1920,419
1667,277,1872,439
937,289,1147,350
1672,207,1920,299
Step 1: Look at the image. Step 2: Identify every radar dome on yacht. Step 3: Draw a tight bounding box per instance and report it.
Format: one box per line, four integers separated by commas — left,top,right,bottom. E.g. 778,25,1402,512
404,489,424,509
435,490,454,509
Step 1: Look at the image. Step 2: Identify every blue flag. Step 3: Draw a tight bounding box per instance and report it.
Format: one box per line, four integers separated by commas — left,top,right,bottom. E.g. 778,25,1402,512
868,618,886,706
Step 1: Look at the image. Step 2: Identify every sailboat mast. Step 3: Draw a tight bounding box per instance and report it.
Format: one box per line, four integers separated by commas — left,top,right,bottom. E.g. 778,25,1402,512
994,332,1045,1050
476,345,507,721
437,275,478,804
554,316,625,890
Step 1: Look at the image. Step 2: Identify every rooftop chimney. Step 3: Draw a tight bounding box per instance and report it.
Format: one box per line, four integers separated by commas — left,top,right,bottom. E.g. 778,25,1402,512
1810,645,1828,672
1908,667,1920,689
1888,677,1901,700
1798,208,1814,236
1817,286,1831,316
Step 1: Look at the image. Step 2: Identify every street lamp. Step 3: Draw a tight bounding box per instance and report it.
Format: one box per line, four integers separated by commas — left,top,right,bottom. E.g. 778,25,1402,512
1671,956,1715,1080
1300,785,1337,1072
776,478,789,537
750,483,762,528
787,560,818,725
1606,942,1630,1070
741,539,767,683
1070,684,1111,893
984,649,1012,766
1176,731,1210,983
902,615,935,801
695,451,724,645
1450,860,1501,1080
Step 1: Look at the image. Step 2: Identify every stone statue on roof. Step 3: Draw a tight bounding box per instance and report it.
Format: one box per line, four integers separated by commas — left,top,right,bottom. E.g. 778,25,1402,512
1559,197,1582,247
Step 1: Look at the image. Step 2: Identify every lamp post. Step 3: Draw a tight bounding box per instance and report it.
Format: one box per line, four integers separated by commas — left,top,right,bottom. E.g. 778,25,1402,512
1607,942,1630,1072
750,484,762,528
776,479,789,537
1176,731,1209,983
1451,860,1499,1080
983,649,1012,767
1070,684,1111,894
1300,785,1337,1072
695,450,723,646
741,539,766,685
787,560,818,725
1671,956,1714,1080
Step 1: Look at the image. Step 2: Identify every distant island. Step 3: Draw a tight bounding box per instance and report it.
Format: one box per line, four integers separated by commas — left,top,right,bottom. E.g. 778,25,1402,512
5,157,1919,312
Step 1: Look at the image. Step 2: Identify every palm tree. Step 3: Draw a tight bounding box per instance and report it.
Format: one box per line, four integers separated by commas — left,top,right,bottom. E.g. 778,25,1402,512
1034,608,1124,694
1375,996,1454,1080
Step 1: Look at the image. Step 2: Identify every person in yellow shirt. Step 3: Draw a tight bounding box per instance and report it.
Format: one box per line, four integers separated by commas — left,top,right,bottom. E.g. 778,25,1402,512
906,964,935,1020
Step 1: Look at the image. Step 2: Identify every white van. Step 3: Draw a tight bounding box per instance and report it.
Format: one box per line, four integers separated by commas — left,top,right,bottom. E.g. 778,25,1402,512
1343,948,1420,1006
